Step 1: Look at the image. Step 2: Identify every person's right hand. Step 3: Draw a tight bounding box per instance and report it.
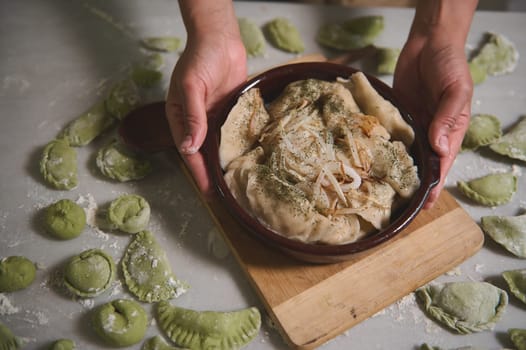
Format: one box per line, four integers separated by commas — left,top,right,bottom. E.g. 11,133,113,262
166,30,247,196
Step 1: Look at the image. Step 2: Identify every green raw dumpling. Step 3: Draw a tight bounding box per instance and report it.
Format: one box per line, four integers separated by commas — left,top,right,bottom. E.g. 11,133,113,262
481,214,526,258
40,139,78,190
469,61,487,85
105,79,141,120
122,230,187,303
470,32,519,76
509,328,526,350
131,53,164,88
0,256,36,293
457,173,517,206
489,116,526,162
108,194,150,234
48,339,75,350
317,16,383,50
44,199,86,240
375,47,400,75
264,18,304,53
420,345,487,350
238,17,265,57
58,101,115,146
142,336,183,350
96,140,152,182
415,281,508,334
461,114,501,151
63,249,115,298
140,37,181,52
91,299,148,347
502,269,526,304
156,302,261,350
0,321,20,350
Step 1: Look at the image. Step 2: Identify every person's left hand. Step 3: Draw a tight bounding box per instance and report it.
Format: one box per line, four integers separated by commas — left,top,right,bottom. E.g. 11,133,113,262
394,29,473,209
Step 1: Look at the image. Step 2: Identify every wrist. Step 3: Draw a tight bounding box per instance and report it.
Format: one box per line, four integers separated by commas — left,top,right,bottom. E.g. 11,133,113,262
409,0,478,46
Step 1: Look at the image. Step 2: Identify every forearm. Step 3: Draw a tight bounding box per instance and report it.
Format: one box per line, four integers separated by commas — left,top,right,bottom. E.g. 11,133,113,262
409,0,478,46
178,0,239,41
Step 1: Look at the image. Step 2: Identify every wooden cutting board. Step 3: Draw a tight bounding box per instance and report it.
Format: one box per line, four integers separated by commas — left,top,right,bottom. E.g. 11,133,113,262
176,54,484,349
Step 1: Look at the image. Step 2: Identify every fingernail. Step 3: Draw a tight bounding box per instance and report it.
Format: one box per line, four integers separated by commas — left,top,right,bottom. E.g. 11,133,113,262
180,135,198,154
438,135,449,155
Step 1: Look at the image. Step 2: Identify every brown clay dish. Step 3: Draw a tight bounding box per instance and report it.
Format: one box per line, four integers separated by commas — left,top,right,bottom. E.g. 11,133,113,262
204,62,440,263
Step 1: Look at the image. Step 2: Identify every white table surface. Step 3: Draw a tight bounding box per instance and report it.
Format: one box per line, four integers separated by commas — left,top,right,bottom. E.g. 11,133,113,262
0,1,525,349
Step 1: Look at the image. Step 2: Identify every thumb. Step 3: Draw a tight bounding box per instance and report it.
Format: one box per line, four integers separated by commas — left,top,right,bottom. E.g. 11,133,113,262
177,83,209,155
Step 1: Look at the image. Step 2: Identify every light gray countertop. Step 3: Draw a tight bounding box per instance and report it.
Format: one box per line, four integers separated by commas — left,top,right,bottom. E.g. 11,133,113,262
1,1,525,349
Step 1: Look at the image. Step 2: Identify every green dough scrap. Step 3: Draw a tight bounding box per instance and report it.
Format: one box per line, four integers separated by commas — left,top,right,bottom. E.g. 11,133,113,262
0,321,20,350
63,248,115,298
489,116,526,162
457,172,517,206
415,281,508,334
0,256,36,293
481,214,526,258
375,47,400,75
317,16,384,50
58,100,116,147
142,336,184,350
96,140,152,182
108,194,150,234
48,339,76,350
502,269,526,304
156,301,261,350
461,114,502,151
91,299,148,347
140,37,182,52
105,79,141,120
40,139,78,190
509,328,526,350
264,18,304,53
238,17,265,57
44,199,86,240
122,230,188,303
470,32,519,76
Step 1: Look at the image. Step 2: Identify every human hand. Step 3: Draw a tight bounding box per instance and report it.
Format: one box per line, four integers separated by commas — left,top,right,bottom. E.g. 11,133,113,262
166,31,247,196
394,19,474,209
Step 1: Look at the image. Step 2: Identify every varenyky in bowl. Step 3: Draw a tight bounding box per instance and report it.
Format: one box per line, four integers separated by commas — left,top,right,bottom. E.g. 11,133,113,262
218,71,420,245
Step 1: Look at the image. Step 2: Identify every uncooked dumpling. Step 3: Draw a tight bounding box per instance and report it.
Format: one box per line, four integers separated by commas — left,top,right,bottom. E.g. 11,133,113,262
108,194,150,234
156,301,261,350
0,321,19,350
63,249,115,298
457,173,517,206
40,139,78,190
415,281,508,334
502,269,526,304
48,339,76,350
140,37,181,52
96,140,152,182
316,16,384,50
481,214,526,258
44,199,86,240
264,17,304,53
375,47,400,75
238,17,265,57
219,88,270,169
58,101,115,147
142,336,183,350
461,114,502,151
105,79,141,120
346,71,414,146
91,299,148,347
0,256,36,293
509,328,526,350
122,230,188,303
470,32,519,76
489,116,526,162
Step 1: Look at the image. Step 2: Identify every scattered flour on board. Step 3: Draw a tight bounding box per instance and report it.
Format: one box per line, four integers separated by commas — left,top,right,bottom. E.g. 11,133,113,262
0,293,20,315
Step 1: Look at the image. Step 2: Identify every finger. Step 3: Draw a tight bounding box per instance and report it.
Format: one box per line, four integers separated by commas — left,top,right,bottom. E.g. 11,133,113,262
178,80,209,155
182,151,212,197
